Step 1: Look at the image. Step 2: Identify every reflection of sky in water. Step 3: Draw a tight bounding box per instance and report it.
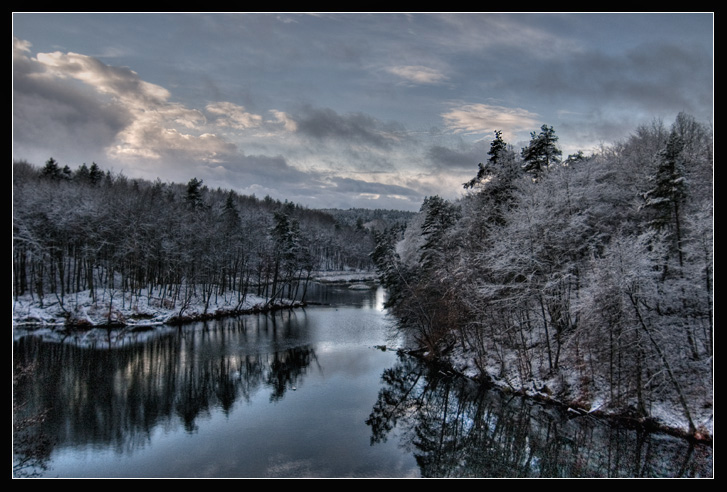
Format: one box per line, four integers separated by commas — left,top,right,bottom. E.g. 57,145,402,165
44,335,413,478
16,282,713,478
20,285,417,478
375,286,386,311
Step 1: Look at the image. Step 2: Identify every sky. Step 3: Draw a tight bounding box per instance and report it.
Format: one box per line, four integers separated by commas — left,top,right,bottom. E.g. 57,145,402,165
12,12,714,211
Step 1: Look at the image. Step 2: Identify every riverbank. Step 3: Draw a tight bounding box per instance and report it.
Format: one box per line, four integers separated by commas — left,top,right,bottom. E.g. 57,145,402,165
419,345,714,444
11,287,305,330
310,271,379,284
12,271,379,330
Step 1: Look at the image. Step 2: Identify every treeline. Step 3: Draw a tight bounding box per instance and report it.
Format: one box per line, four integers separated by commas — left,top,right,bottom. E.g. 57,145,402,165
12,160,377,311
320,207,416,232
372,113,713,437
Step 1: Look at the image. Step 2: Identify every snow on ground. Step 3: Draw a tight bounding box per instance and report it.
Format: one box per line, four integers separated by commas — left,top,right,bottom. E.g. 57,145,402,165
311,270,378,283
12,272,378,329
12,287,302,330
442,342,713,440
13,272,711,440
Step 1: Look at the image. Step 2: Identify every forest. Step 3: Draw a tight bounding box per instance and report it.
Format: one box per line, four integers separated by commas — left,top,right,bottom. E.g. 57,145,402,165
11,112,713,440
12,159,414,325
371,113,713,439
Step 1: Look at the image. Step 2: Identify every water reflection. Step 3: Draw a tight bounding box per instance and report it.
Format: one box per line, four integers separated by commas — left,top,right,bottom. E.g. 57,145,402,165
13,311,322,474
13,284,712,478
366,353,713,478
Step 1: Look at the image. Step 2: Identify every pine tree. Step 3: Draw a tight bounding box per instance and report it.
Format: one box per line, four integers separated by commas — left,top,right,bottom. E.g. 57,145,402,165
75,163,91,182
643,130,687,265
185,177,205,210
221,191,241,231
418,195,461,273
464,130,508,189
88,162,103,185
40,157,62,180
463,131,521,229
61,165,73,180
521,125,561,177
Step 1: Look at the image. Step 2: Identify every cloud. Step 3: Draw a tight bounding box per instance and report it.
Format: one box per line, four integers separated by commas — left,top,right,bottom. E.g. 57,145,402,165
13,39,132,164
327,176,420,198
576,43,711,116
302,176,423,211
441,103,540,139
206,102,264,130
226,153,316,185
13,39,238,167
294,106,406,149
426,141,489,171
12,38,425,208
13,12,711,213
203,156,424,211
387,65,449,85
34,50,173,109
269,110,298,132
432,13,584,58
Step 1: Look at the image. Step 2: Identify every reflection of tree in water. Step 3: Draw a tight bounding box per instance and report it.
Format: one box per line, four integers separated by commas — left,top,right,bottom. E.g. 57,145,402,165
267,348,319,402
13,363,53,477
366,355,426,444
174,345,317,431
13,314,318,454
366,353,712,478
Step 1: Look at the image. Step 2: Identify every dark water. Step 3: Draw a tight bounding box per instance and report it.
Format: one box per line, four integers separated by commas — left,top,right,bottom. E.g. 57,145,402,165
13,285,712,478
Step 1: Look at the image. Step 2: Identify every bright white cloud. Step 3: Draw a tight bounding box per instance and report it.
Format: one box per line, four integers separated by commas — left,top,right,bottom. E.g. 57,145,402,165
13,37,32,56
206,101,264,130
21,43,235,164
34,50,172,108
387,65,449,85
269,110,298,132
110,119,236,162
441,103,540,138
11,12,713,210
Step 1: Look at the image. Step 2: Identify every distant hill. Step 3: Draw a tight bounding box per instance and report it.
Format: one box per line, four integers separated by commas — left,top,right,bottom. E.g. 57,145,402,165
319,207,416,232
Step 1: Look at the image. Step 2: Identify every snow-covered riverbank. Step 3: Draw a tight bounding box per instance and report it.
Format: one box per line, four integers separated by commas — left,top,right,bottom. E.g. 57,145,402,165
12,288,304,330
435,346,714,443
310,271,378,284
12,271,379,330
12,278,712,444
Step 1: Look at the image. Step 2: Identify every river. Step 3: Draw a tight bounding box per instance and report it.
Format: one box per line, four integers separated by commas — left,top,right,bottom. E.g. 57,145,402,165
13,284,712,478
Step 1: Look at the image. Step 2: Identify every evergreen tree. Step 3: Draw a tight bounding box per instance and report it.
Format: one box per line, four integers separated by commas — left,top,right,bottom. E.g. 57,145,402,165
521,125,561,177
40,157,62,180
643,130,688,265
75,163,91,182
221,190,241,231
88,162,103,185
464,130,509,189
419,195,461,270
185,177,205,210
463,131,521,231
61,165,73,180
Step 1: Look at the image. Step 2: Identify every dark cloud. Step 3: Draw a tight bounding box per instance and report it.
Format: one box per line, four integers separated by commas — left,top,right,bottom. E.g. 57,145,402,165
529,41,712,117
12,14,712,211
231,154,318,186
12,49,131,165
199,156,424,211
294,106,407,149
328,176,420,197
426,142,489,172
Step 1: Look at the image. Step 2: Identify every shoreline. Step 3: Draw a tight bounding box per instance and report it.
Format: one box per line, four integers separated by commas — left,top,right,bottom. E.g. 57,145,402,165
12,271,379,330
400,347,714,445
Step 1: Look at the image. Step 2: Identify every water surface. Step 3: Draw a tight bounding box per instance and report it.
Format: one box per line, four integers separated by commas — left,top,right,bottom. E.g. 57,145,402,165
13,284,712,478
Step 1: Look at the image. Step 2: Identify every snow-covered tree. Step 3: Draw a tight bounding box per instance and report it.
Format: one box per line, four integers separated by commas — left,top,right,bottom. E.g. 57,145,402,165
373,115,712,437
